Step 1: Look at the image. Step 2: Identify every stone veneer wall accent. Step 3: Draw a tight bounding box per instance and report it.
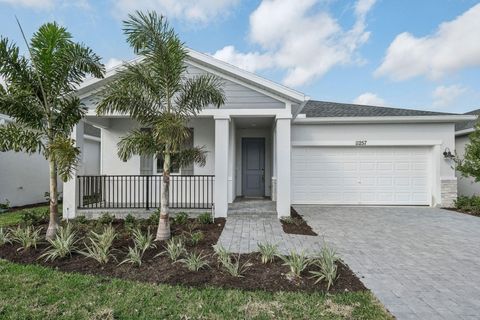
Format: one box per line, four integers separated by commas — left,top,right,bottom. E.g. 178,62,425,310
441,178,457,208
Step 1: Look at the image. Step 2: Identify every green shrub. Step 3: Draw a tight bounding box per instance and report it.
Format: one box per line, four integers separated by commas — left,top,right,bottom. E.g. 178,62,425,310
281,216,303,226
73,216,89,225
218,253,251,277
179,251,210,271
119,245,144,267
455,195,480,214
148,210,160,226
188,231,204,246
173,212,189,225
310,243,338,291
20,209,48,226
124,214,137,229
10,226,43,251
197,212,213,224
0,227,12,246
159,237,186,262
212,244,230,264
98,213,114,225
277,251,311,278
80,225,117,264
131,228,156,254
40,224,79,261
257,242,278,264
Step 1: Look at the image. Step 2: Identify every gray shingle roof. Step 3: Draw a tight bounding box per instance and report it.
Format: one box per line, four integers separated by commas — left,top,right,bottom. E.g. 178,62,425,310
302,100,457,118
455,109,480,131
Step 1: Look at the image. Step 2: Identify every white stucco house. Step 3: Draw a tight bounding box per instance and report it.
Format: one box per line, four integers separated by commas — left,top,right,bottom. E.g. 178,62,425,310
62,49,475,219
455,110,480,196
0,114,100,207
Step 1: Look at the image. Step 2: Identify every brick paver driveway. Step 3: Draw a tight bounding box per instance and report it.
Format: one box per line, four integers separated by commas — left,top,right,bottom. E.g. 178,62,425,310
295,206,480,320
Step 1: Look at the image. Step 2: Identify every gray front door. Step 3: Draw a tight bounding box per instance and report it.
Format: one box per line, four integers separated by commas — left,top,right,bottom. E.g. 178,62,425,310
242,138,265,197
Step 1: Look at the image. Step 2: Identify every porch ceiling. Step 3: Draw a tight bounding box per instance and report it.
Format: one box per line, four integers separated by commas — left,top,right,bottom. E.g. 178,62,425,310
233,116,274,129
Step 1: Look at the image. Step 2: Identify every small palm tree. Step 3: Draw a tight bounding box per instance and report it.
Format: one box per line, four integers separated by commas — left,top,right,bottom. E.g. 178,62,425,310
0,22,104,239
96,11,225,241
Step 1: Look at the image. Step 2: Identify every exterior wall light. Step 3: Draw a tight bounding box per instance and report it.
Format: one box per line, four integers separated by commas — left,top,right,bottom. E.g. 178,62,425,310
443,147,454,159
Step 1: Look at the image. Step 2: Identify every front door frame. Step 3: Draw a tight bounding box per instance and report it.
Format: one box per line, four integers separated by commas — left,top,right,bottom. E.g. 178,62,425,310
241,137,266,197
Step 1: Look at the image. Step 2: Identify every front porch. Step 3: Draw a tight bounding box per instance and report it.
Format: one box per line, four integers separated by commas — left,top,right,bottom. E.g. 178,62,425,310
63,113,292,219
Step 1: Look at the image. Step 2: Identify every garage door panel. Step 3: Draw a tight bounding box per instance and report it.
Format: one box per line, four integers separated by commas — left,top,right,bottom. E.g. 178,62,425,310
292,146,431,205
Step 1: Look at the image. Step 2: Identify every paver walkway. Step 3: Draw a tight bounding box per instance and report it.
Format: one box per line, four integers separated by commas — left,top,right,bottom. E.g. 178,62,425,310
295,206,480,320
217,212,324,254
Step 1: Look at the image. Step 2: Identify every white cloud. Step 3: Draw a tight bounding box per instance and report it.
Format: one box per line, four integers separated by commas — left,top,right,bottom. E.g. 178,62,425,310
104,58,123,70
112,0,239,23
0,0,90,10
375,4,480,81
212,0,376,87
432,85,466,108
213,46,274,73
353,92,387,106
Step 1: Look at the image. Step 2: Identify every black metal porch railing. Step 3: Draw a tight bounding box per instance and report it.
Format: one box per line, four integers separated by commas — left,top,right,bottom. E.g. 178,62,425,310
77,175,214,210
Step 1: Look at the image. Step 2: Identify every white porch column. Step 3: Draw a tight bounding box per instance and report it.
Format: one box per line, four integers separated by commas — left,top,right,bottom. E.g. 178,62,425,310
275,116,291,218
214,116,230,217
63,121,85,219
227,119,236,203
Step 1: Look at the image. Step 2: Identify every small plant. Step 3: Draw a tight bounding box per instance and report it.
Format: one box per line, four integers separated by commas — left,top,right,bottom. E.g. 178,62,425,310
40,224,79,261
73,216,89,225
455,195,480,215
10,226,42,251
278,251,311,278
281,216,303,226
197,212,213,224
148,210,160,226
119,245,144,267
20,209,48,226
257,242,278,264
219,253,252,277
173,212,189,225
80,225,117,264
188,231,204,246
124,214,137,230
0,227,12,246
159,237,186,262
132,228,156,254
98,212,114,225
179,251,210,271
0,199,10,212
212,244,230,264
310,244,338,290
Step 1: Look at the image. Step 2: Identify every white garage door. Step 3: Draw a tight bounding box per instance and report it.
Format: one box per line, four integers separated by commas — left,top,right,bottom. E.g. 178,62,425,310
292,146,431,205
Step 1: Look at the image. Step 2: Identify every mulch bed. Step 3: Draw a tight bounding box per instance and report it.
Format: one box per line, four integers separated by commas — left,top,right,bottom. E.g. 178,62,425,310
280,207,318,236
0,218,365,293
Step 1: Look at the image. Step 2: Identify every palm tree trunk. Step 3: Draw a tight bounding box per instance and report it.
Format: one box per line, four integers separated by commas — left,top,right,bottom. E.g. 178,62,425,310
46,158,60,239
156,152,171,241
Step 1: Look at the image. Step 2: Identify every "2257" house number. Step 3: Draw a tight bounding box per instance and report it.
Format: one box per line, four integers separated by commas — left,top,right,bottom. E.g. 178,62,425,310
355,140,367,146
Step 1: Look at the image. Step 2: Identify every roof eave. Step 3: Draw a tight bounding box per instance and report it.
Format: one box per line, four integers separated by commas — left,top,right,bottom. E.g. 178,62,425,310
455,128,475,136
294,115,477,124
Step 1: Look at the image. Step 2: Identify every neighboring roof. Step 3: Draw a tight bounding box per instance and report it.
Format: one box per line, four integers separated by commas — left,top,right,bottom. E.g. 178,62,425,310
455,109,480,132
77,48,307,104
302,100,457,118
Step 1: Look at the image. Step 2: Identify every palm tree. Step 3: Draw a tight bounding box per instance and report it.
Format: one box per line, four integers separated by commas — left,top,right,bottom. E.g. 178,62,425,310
96,11,225,240
0,22,104,239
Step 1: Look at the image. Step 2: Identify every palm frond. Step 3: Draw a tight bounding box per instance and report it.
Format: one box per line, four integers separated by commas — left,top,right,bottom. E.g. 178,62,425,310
175,74,226,115
174,146,207,168
52,96,86,135
0,122,43,153
117,128,160,161
47,136,80,181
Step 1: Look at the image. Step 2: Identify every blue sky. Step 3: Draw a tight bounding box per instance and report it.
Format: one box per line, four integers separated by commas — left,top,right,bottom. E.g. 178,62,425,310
0,0,479,113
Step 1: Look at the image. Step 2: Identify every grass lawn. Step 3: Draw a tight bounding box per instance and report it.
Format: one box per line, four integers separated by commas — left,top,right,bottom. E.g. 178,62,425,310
0,260,391,320
0,205,55,227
